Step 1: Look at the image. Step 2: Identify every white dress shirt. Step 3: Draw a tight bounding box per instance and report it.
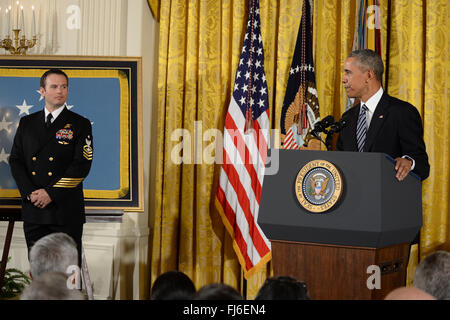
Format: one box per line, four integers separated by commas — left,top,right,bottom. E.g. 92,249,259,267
44,104,66,123
360,86,384,130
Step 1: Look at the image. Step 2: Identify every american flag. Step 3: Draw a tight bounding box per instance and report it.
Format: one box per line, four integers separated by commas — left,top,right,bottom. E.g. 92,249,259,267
215,0,271,278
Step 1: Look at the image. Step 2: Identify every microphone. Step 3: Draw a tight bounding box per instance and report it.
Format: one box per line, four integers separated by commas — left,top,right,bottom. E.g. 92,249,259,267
310,115,334,138
329,117,347,133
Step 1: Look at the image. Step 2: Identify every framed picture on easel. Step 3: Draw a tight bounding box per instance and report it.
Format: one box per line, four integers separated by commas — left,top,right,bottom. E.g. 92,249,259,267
0,56,143,213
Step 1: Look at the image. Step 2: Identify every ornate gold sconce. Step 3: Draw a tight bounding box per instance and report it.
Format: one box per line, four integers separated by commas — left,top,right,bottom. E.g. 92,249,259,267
1,3,37,55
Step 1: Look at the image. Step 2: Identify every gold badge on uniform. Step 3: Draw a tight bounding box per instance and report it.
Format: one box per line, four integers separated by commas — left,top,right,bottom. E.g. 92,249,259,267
83,136,93,160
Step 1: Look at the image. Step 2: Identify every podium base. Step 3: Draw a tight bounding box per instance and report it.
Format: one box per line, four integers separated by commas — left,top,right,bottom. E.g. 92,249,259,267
271,240,410,300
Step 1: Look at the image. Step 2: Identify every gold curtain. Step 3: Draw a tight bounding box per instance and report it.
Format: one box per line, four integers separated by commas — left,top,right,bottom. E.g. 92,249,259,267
386,0,450,284
150,0,450,298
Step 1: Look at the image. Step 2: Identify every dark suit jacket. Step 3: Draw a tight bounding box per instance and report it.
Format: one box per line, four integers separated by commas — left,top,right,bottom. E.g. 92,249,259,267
336,92,429,180
9,107,93,225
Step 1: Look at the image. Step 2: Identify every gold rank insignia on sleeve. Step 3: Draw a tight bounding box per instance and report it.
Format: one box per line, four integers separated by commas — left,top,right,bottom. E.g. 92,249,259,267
83,137,93,161
53,177,84,188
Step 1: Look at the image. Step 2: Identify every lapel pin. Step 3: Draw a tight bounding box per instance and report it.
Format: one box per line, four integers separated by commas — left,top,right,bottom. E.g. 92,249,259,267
379,115,384,119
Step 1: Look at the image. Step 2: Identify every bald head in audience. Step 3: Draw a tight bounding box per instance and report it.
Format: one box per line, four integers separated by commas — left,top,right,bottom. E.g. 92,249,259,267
384,286,436,300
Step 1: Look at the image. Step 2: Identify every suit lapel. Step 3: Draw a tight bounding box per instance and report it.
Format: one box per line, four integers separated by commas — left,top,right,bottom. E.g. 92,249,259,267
364,92,390,152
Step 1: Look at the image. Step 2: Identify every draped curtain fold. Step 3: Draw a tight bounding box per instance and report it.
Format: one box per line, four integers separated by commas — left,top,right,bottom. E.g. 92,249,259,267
150,0,450,298
147,0,160,22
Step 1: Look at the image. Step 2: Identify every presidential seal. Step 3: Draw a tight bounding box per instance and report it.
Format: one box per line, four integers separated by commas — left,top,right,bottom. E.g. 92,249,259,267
295,160,343,213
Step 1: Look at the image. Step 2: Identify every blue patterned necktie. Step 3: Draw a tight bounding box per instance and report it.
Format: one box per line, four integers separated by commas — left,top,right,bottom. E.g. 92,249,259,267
356,104,368,152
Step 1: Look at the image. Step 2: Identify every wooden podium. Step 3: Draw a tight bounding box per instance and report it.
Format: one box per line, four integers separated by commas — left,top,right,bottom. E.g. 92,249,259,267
258,150,422,300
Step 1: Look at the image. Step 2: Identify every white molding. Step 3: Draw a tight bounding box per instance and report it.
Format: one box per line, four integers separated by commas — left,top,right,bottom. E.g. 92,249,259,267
82,242,115,300
0,222,149,238
0,220,149,300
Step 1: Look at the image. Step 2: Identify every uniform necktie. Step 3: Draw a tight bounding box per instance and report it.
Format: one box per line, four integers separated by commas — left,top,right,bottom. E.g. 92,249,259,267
356,104,368,152
46,113,53,128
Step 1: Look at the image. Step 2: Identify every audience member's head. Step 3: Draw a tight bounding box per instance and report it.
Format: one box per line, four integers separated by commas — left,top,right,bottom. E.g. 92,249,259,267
384,286,436,300
20,271,85,300
151,270,196,300
255,276,309,300
413,250,450,300
29,232,78,279
192,283,242,300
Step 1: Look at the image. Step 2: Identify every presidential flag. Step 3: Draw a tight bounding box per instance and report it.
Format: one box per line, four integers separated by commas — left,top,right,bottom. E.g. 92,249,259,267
280,0,320,150
215,0,271,279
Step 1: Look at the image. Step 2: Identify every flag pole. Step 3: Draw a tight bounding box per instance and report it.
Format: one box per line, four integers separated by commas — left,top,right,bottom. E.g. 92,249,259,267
241,267,247,299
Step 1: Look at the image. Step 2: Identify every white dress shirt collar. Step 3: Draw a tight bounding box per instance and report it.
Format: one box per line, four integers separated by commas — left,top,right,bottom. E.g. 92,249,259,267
361,86,384,115
44,104,66,123
360,86,383,128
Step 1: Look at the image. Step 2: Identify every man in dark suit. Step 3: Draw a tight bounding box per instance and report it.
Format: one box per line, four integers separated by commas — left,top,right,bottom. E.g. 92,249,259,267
9,69,93,265
337,49,429,181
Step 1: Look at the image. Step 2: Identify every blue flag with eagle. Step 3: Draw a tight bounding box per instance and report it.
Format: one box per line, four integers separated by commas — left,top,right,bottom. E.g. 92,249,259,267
280,0,320,149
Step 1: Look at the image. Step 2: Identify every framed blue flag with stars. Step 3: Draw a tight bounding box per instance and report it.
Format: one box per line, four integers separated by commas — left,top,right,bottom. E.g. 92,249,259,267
0,56,143,212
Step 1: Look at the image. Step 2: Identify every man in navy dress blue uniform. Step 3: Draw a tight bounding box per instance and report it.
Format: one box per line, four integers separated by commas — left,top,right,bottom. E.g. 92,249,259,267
10,69,93,265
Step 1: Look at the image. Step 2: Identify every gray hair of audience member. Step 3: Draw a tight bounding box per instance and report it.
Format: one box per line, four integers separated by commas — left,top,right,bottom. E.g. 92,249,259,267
151,270,196,300
255,276,309,300
413,250,450,300
347,49,384,82
29,232,78,279
192,283,243,300
20,271,85,300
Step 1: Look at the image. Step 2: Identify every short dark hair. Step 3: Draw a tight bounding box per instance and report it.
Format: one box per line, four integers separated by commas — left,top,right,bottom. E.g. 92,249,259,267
348,49,384,82
151,271,196,300
40,69,69,89
192,283,242,300
255,276,309,300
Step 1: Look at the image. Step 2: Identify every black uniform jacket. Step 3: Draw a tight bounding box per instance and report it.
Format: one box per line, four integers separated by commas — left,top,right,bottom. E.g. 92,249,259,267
336,92,430,181
9,107,93,225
